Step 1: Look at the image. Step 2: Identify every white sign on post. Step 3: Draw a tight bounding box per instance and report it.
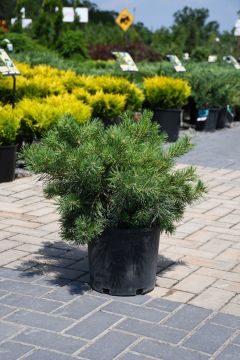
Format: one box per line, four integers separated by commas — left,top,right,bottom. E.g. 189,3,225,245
234,19,240,36
223,55,240,69
11,18,32,28
208,55,217,63
112,52,138,72
166,54,186,72
0,49,20,76
63,7,89,23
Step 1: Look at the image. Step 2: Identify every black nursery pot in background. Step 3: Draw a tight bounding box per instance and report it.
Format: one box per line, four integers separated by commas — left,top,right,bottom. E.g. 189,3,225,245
0,145,17,183
195,108,219,132
88,227,160,296
205,109,219,131
216,108,234,129
152,109,182,142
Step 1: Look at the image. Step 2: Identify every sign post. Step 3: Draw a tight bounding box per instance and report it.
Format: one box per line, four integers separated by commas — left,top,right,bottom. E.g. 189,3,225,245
0,49,20,108
112,52,138,83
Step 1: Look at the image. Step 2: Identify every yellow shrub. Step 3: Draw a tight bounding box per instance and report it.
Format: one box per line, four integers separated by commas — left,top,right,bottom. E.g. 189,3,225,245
16,64,68,97
17,98,57,138
1,63,144,112
29,75,65,96
72,88,91,102
88,91,126,119
0,72,65,102
16,63,34,78
0,105,22,145
44,94,92,124
60,71,86,92
17,94,92,140
93,76,144,110
74,75,144,110
144,76,191,108
31,65,65,79
75,75,102,94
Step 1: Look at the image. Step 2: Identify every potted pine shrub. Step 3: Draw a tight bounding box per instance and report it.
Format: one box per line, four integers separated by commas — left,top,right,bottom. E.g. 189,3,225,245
0,105,21,182
143,76,191,142
22,111,206,296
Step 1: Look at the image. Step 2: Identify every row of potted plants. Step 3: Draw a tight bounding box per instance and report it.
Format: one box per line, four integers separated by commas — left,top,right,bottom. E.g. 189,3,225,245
1,61,240,183
2,62,239,128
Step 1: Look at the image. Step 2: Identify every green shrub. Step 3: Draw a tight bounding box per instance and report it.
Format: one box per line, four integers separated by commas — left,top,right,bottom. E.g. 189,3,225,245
23,111,206,244
56,30,89,59
191,46,209,62
0,33,47,53
33,0,63,46
184,66,238,108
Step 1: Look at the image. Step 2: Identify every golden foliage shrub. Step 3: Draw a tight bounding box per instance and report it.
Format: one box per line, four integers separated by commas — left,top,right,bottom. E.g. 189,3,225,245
144,76,191,108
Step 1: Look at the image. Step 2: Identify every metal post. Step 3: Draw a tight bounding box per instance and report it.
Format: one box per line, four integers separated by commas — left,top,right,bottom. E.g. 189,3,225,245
12,75,16,109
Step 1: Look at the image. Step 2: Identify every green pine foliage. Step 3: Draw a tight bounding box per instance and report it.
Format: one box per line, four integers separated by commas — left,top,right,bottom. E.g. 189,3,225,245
23,111,207,244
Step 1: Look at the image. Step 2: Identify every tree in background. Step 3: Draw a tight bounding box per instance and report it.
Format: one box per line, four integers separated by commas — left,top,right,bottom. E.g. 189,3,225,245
33,0,63,45
0,0,16,24
171,7,219,57
1,1,237,62
152,27,179,56
23,0,42,19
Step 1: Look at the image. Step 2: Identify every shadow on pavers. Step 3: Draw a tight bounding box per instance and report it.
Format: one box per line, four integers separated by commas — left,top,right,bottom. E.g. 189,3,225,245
157,254,186,275
14,241,185,296
15,241,90,295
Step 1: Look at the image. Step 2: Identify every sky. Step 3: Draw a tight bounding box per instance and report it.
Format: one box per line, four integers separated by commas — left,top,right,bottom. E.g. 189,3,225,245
94,0,240,32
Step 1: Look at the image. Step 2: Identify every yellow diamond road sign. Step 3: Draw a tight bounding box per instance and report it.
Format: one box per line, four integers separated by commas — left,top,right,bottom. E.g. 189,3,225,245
116,9,134,32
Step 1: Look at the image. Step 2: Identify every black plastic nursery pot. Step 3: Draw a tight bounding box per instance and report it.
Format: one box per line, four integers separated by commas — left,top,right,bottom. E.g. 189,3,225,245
184,97,198,125
151,109,182,142
195,109,219,132
216,108,234,129
0,145,17,183
205,109,220,131
88,227,160,296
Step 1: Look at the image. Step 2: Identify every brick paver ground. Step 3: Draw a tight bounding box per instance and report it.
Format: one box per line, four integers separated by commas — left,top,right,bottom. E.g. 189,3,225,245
0,125,240,359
